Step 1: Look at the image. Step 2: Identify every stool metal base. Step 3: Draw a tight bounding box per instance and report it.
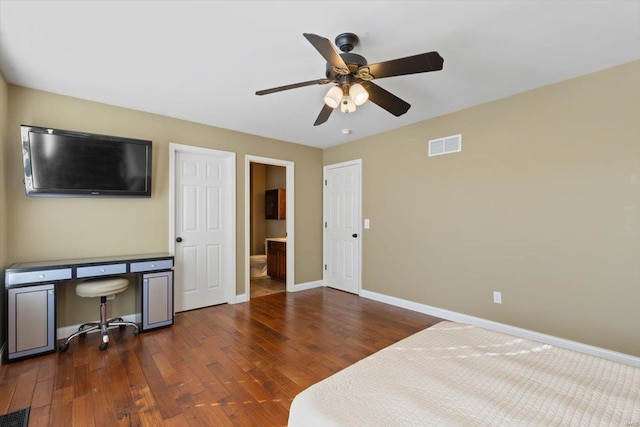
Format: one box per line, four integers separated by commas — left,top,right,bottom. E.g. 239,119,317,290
59,296,139,352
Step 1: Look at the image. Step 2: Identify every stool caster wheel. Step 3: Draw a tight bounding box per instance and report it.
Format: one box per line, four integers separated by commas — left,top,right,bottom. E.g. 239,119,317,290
59,343,69,352
134,330,139,336
99,342,108,351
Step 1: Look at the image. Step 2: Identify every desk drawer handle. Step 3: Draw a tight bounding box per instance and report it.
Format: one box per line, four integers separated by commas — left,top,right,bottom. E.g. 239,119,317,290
39,274,45,279
150,264,155,268
100,269,105,273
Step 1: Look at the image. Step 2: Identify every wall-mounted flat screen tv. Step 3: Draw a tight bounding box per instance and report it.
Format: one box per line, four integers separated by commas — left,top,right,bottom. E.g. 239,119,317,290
21,125,152,197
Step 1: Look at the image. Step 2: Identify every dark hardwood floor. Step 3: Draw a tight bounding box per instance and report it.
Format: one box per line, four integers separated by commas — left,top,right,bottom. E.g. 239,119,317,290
0,287,441,426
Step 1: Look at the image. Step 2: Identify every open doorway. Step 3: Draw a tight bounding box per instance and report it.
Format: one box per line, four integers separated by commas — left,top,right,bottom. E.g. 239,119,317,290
244,156,295,300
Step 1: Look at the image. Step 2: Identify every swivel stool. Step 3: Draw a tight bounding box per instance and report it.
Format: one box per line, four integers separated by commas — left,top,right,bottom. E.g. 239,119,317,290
59,277,139,352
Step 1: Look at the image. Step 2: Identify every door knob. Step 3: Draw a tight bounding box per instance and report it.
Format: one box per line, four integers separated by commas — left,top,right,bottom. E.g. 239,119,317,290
352,233,358,238
176,237,183,242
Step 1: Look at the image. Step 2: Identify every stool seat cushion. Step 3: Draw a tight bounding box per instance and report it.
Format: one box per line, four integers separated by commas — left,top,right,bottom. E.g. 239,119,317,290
76,277,129,298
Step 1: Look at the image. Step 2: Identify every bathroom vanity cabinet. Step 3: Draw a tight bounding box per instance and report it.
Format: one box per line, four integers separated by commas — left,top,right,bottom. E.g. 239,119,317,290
267,240,286,281
265,189,286,220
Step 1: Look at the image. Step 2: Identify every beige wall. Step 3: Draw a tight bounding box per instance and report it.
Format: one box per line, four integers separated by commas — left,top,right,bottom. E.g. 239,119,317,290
0,72,8,267
3,62,638,356
266,165,287,238
324,60,640,356
6,86,323,326
250,163,267,255
0,71,8,348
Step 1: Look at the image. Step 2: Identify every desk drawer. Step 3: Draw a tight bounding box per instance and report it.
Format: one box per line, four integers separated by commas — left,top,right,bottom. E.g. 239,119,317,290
6,268,72,286
130,259,174,273
77,263,127,278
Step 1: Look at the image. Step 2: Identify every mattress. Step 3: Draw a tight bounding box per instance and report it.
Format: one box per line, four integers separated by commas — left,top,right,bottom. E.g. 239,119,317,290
288,321,640,426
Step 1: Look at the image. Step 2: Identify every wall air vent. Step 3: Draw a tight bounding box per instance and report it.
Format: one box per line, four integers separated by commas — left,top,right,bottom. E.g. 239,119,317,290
428,134,462,157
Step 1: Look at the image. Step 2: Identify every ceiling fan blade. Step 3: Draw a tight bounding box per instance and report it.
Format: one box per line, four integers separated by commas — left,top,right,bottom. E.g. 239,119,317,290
360,81,411,117
314,104,334,126
303,33,349,75
358,51,443,80
256,78,332,96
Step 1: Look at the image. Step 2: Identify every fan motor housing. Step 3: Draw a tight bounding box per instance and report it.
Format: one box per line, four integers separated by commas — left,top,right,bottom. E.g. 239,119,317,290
325,53,368,79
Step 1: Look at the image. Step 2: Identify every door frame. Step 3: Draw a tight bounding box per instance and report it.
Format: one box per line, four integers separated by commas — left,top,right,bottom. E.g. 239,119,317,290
169,143,237,304
244,155,295,297
323,159,362,294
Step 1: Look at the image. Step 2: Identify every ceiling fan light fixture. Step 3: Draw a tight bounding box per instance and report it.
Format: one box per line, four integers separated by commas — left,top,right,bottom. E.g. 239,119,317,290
340,95,356,113
256,32,444,126
349,83,369,106
324,86,342,109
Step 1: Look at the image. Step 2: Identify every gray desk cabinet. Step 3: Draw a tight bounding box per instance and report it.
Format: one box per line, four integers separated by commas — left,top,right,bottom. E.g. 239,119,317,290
141,271,173,330
8,284,56,359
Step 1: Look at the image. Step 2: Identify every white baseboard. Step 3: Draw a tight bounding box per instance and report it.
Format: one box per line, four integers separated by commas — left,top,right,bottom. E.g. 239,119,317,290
360,289,640,367
291,280,324,292
233,293,248,304
57,314,138,340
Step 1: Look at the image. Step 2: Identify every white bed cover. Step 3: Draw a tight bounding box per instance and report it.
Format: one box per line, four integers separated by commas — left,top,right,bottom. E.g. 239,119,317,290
288,321,640,426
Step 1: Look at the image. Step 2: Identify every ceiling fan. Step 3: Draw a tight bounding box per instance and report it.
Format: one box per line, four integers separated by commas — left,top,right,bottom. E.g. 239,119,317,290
256,32,444,126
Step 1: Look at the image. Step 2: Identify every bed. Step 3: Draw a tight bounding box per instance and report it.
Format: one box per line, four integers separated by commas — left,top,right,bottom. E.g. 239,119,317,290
288,321,640,426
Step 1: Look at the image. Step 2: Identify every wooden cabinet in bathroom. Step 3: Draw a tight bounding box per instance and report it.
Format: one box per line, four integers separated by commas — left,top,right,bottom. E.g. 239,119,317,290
265,189,286,220
267,240,286,281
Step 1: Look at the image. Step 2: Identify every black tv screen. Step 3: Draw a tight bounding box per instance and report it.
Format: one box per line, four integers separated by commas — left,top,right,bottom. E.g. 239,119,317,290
21,125,152,197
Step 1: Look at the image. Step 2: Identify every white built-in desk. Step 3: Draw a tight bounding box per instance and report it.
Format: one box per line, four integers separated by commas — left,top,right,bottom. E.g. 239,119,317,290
4,253,174,361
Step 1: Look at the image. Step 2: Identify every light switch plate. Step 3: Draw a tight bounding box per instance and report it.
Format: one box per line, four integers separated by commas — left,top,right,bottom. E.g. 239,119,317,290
364,219,370,229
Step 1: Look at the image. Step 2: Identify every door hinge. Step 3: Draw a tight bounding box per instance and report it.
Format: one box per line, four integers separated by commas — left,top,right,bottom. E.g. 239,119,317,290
324,264,327,271
324,221,327,228
324,179,327,185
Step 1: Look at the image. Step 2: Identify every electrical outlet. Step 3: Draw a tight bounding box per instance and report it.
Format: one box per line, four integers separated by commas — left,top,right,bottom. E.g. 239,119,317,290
493,291,502,304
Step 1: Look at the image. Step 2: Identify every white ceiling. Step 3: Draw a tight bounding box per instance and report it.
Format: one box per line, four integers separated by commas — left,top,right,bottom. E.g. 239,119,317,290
1,1,638,149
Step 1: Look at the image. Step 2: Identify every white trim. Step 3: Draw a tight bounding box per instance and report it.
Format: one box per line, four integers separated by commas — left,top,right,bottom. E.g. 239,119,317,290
57,314,138,340
169,143,237,304
291,280,325,292
323,159,363,295
360,289,640,367
244,155,295,298
234,293,248,304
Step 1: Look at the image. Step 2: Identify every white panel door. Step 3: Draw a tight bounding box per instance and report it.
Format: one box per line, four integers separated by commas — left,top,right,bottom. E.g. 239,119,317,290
324,161,361,294
175,150,232,311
